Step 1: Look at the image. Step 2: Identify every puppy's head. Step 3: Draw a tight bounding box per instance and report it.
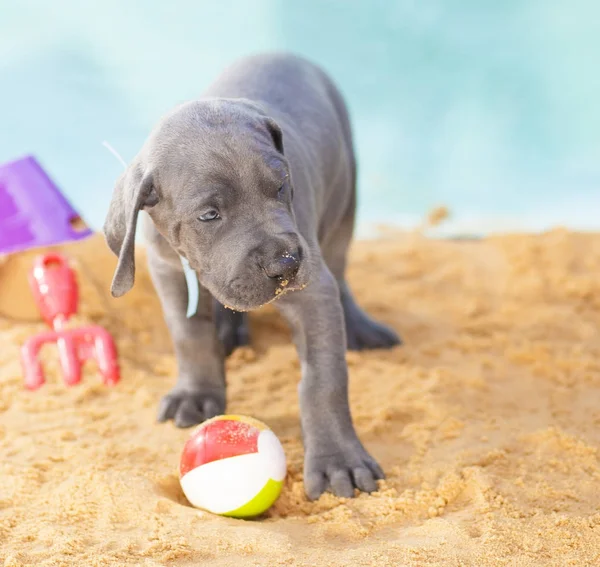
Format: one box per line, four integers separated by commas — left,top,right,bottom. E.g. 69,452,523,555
103,98,312,311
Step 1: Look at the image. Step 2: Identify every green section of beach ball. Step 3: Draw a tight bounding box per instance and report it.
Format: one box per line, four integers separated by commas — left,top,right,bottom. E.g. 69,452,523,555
222,478,284,518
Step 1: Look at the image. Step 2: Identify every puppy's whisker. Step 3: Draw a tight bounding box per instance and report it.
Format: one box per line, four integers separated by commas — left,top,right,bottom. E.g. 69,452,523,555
102,140,128,169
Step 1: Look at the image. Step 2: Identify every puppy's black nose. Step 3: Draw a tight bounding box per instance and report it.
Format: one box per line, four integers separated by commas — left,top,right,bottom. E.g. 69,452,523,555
264,250,300,280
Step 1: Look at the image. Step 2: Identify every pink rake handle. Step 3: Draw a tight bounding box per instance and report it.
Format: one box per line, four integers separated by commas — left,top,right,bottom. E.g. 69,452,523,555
20,253,120,389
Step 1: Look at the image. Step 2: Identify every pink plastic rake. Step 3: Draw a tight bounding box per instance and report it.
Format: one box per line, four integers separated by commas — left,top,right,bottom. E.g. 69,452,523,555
20,253,120,389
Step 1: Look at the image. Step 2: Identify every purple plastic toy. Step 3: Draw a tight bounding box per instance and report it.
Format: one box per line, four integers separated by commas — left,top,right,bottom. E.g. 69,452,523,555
0,155,92,255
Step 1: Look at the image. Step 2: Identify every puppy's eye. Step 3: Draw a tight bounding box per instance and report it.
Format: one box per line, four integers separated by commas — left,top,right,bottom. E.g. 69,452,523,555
277,174,290,200
199,210,220,222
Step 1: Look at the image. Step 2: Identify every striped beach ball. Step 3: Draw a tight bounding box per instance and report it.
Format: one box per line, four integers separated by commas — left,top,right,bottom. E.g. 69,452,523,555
179,415,287,518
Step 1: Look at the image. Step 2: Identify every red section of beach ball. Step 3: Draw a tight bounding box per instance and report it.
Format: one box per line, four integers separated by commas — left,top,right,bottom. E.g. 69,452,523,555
179,416,260,477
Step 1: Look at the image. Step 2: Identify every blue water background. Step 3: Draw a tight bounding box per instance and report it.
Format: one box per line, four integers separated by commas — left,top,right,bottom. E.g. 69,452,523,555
1,0,598,237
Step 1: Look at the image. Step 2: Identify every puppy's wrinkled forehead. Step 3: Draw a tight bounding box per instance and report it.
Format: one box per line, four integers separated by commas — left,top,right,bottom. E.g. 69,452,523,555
145,99,287,203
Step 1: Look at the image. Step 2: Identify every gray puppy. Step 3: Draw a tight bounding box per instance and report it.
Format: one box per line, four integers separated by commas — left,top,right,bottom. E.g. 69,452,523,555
103,53,400,500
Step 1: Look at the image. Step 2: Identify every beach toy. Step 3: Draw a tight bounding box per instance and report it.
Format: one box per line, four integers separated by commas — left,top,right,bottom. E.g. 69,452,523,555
20,253,120,389
0,155,92,256
179,415,287,518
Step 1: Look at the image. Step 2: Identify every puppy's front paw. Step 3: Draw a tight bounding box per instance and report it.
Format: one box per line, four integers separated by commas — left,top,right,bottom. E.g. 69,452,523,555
157,387,225,428
303,441,384,500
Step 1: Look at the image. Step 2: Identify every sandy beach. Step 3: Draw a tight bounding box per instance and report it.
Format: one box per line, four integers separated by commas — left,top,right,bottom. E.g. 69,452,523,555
1,228,599,566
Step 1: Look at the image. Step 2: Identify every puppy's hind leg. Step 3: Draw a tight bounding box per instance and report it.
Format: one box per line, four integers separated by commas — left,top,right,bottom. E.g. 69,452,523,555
339,279,402,350
213,301,250,356
323,195,402,352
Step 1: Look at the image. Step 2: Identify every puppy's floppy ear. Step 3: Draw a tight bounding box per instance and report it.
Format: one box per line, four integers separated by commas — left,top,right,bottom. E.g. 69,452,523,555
264,117,284,154
103,164,158,298
241,99,284,154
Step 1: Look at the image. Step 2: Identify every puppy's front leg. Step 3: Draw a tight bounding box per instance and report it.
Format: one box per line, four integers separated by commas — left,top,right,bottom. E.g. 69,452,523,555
277,263,384,500
147,251,226,428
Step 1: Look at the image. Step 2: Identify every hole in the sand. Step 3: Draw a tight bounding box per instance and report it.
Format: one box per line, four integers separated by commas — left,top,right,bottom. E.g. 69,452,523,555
69,215,88,233
154,474,193,508
152,474,272,521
